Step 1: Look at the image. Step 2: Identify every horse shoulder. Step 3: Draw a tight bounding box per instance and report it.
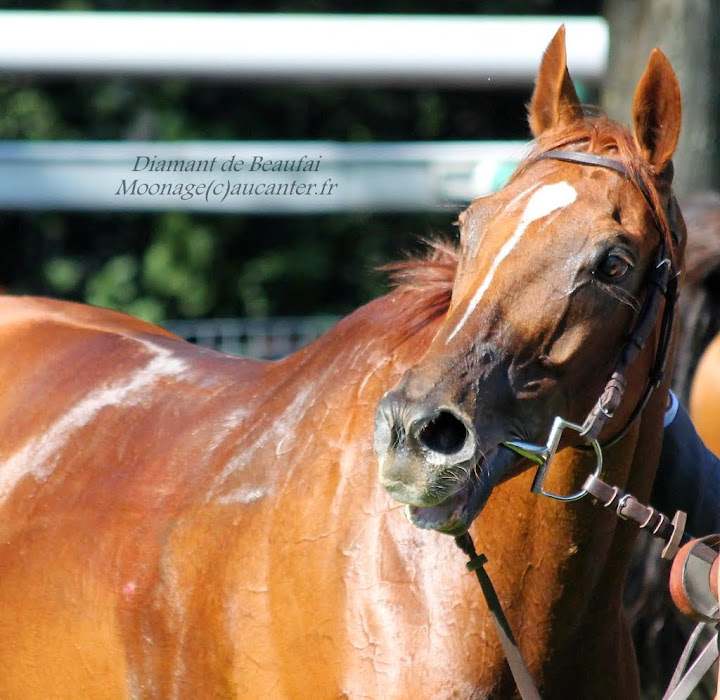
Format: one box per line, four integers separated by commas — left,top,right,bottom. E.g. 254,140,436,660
0,296,275,696
0,291,473,697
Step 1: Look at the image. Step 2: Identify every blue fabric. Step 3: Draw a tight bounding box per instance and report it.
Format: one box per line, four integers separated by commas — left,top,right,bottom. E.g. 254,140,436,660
652,395,720,537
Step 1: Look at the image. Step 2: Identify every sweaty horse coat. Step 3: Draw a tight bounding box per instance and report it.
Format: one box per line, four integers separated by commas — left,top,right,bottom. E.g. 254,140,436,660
0,27,684,699
0,295,496,698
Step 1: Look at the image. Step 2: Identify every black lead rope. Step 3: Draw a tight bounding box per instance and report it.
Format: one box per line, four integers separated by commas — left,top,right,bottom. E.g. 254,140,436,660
455,533,543,700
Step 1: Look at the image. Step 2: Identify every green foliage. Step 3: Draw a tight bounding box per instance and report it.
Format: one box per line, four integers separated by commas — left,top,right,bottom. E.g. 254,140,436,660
143,213,217,318
0,84,70,139
85,254,143,312
43,256,83,293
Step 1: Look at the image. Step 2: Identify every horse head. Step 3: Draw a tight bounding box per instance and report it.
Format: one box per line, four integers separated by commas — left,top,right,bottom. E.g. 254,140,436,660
375,26,684,536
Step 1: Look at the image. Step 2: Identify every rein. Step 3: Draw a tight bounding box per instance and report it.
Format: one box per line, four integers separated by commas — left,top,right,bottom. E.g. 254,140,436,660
452,150,718,700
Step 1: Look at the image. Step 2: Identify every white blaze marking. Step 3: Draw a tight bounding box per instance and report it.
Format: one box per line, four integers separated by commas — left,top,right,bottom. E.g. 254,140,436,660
447,181,578,342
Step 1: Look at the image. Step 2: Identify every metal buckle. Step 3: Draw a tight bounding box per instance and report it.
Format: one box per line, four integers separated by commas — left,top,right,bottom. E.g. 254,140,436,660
616,494,633,520
503,416,603,502
598,396,614,419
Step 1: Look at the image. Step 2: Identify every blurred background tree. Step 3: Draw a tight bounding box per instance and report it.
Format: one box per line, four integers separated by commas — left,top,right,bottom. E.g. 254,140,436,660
602,0,720,196
0,0,602,323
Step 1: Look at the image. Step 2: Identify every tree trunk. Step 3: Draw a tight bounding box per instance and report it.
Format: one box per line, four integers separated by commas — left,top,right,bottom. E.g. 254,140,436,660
602,0,720,195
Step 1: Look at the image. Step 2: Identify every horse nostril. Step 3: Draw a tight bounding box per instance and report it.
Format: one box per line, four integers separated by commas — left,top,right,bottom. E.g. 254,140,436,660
415,410,470,456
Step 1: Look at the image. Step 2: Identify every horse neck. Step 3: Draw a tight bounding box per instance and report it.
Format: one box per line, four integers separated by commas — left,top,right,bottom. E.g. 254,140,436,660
469,385,668,697
267,286,667,697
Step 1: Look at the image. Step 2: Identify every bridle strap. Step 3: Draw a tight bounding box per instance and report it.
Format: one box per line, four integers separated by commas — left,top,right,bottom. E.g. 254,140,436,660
535,149,679,447
457,148,682,700
534,150,661,224
455,533,543,700
535,149,629,177
580,255,676,446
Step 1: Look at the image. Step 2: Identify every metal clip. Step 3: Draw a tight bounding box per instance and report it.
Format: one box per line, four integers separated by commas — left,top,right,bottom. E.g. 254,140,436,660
503,416,603,502
598,396,615,419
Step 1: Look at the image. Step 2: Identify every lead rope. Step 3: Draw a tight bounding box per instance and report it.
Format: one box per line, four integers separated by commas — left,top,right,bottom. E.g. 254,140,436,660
456,479,718,700
455,533,543,700
585,472,719,700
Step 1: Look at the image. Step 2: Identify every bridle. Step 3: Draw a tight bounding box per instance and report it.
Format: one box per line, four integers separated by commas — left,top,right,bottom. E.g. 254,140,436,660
503,149,680,502
544,151,679,444
452,149,714,700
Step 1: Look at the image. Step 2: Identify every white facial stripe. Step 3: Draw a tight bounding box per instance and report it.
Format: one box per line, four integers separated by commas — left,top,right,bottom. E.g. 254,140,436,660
447,181,578,343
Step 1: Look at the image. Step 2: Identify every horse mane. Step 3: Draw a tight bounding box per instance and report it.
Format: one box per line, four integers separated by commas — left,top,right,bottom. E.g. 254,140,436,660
380,238,459,333
382,113,675,336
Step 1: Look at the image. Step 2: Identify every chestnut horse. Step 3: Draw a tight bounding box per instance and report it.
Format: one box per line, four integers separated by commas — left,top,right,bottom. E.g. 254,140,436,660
0,28,684,699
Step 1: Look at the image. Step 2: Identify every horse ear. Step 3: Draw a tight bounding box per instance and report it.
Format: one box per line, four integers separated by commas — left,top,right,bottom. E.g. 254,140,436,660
632,48,682,173
528,25,583,137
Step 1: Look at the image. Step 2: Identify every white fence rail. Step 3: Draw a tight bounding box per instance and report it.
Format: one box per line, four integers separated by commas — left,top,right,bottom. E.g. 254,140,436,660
0,140,528,212
0,13,607,86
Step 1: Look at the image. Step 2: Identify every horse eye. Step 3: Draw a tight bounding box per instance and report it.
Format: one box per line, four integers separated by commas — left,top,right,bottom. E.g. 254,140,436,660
595,253,631,281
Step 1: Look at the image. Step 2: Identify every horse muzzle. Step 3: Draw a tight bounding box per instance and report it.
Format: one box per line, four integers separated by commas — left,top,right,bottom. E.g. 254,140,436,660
375,389,490,534
374,389,476,494
374,387,525,535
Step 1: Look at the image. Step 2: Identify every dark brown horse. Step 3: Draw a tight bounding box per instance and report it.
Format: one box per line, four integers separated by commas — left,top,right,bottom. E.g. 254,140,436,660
627,191,720,699
685,194,720,457
0,28,683,699
673,191,720,409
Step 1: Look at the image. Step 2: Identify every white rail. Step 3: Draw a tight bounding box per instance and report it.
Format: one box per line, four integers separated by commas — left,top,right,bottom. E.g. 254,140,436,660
0,12,608,86
0,14,607,211
0,140,529,212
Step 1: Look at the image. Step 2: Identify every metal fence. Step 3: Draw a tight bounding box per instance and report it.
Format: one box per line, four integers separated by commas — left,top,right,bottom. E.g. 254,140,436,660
163,315,340,359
